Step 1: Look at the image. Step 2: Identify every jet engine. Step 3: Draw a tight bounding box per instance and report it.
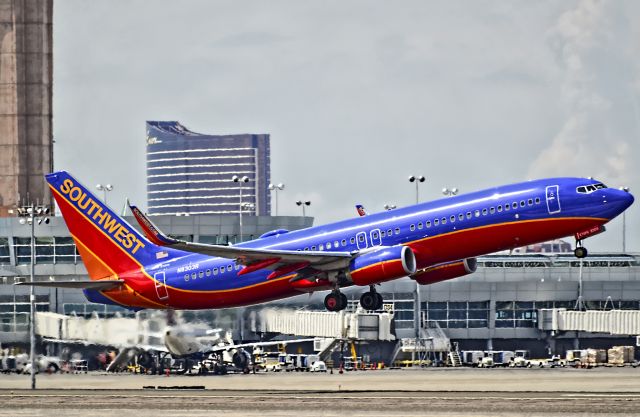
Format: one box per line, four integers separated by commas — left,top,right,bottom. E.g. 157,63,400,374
411,258,477,285
349,245,416,286
232,348,251,372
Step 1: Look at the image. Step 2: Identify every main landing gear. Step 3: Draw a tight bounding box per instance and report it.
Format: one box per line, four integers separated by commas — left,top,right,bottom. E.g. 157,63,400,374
324,287,385,312
574,240,588,259
360,286,383,311
324,290,348,312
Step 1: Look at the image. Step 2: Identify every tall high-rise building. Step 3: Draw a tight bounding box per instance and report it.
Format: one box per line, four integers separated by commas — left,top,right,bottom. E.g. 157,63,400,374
146,121,271,216
0,0,54,216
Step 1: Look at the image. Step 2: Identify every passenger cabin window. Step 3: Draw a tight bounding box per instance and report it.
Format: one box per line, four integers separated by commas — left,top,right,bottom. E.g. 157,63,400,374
191,272,197,279
350,237,355,244
497,205,503,212
312,246,317,250
441,217,447,224
520,200,525,207
394,227,400,235
199,271,204,278
450,215,455,222
206,269,211,277
434,219,440,226
334,240,339,247
535,197,541,204
418,222,423,229
341,239,347,246
410,224,415,231
213,268,218,275
387,229,393,236
319,244,324,250
466,212,472,219
474,210,480,217
426,221,431,228
482,208,488,215
512,202,518,209
458,214,464,221
184,274,189,281
381,230,386,237
490,207,495,214
227,265,232,272
505,203,510,211
358,235,365,242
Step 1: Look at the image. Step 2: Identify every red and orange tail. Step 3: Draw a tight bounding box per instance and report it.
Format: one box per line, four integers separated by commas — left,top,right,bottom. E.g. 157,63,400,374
46,171,164,280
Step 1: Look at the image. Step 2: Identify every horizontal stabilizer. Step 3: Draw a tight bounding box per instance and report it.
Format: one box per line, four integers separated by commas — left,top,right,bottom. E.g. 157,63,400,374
15,280,125,290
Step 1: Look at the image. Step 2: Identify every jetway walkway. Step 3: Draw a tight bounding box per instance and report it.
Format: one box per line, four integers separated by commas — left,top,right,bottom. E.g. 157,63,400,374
539,308,640,335
250,308,395,341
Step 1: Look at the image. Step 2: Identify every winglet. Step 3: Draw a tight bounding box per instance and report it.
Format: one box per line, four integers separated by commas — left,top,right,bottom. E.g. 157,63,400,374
128,202,177,246
355,204,367,217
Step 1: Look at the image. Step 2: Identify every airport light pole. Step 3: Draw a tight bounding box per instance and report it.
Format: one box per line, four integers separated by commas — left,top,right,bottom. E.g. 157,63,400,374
408,175,425,363
96,184,113,205
268,183,285,216
16,204,50,390
408,175,425,204
620,187,630,252
296,200,311,218
442,187,459,197
232,175,250,242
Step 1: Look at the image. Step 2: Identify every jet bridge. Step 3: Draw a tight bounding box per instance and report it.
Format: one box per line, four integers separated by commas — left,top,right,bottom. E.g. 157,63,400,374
250,308,395,341
539,308,640,335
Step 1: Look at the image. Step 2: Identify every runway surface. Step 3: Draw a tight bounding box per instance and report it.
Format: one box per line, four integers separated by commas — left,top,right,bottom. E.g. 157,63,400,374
1,367,639,416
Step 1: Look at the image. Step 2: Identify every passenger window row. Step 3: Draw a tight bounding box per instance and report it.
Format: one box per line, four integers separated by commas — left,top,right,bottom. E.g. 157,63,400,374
183,263,241,281
409,196,542,231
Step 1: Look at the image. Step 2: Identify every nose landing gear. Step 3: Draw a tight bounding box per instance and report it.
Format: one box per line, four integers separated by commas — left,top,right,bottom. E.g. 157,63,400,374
574,240,588,259
359,286,384,311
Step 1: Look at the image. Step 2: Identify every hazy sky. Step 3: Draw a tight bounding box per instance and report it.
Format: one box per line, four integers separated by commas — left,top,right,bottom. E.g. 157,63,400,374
53,0,639,252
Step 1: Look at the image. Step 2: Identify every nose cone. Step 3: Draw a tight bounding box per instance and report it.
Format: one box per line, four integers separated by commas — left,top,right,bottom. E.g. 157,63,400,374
604,188,634,219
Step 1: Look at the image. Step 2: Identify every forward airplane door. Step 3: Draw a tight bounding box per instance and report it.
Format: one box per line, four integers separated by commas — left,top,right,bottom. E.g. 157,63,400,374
545,185,561,214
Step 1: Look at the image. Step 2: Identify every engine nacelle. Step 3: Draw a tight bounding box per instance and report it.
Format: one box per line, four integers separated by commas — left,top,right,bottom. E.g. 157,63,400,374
349,245,417,286
412,258,477,285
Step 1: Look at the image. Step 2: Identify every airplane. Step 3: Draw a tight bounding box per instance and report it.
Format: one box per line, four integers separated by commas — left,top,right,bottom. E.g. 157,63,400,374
21,171,634,313
106,320,313,375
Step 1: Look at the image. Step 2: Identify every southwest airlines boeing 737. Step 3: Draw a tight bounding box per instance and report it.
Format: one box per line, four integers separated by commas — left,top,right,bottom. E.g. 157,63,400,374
24,171,633,312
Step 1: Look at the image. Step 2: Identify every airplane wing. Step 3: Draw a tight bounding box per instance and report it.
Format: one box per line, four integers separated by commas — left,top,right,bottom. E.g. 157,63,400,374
15,280,125,290
207,338,317,353
129,202,354,271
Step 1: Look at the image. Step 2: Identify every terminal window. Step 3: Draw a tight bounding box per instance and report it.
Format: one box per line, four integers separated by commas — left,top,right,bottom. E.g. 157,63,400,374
425,301,489,329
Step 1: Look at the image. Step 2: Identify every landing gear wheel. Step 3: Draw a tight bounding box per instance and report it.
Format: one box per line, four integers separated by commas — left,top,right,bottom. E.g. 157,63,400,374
324,291,347,312
373,292,383,310
360,291,383,310
574,246,588,259
360,292,377,310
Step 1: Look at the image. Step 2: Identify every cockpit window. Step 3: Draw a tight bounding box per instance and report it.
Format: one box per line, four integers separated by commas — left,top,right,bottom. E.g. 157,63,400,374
576,183,607,194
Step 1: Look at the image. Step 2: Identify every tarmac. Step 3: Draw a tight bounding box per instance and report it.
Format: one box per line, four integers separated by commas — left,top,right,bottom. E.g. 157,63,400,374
1,367,640,416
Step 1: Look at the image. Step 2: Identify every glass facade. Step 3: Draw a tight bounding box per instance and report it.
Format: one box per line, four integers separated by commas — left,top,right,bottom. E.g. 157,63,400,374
12,236,81,265
424,301,490,329
146,121,271,216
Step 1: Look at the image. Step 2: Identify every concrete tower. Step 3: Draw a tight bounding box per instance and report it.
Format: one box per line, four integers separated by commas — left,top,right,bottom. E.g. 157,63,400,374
0,0,54,216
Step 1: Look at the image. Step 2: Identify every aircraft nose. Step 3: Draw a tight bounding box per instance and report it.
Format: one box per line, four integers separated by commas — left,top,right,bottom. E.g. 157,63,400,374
605,188,634,217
